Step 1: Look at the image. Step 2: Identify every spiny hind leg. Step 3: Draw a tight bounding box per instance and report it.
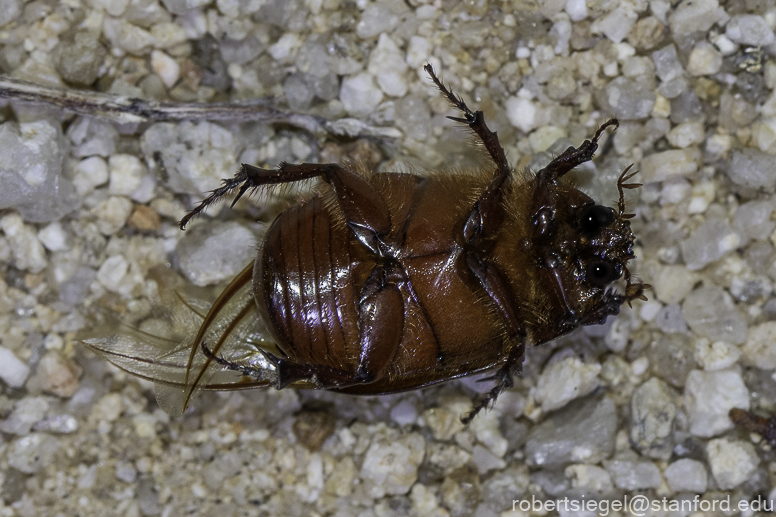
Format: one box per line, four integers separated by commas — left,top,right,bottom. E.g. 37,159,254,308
461,341,525,424
181,163,391,250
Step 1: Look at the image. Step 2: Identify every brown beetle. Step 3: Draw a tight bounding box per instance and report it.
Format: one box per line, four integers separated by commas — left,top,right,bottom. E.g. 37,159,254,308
87,65,647,422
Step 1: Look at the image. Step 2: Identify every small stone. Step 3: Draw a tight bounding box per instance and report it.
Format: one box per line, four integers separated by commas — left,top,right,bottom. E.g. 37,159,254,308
53,31,107,86
102,18,155,55
706,438,759,489
92,196,133,236
595,77,655,120
0,214,47,273
505,96,539,133
360,431,425,497
0,0,20,27
0,346,30,388
564,464,614,495
406,36,432,69
37,222,68,252
664,459,708,493
667,0,728,36
640,148,700,183
356,1,402,39
734,200,776,243
534,354,601,412
681,218,741,271
109,154,147,197
367,33,407,97
684,368,749,437
593,8,637,44
422,397,470,440
73,156,109,196
727,149,776,190
6,433,59,474
694,339,741,371
116,461,138,483
471,445,506,475
726,15,775,46
654,304,688,333
128,205,162,232
325,457,357,497
630,377,676,459
34,350,81,398
564,0,587,21
440,467,481,517
67,117,118,159
0,397,48,435
652,44,684,82
390,400,417,426
667,121,705,148
605,452,662,490
652,265,699,304
268,33,301,63
628,16,665,50
96,254,129,293
687,41,722,76
339,73,384,117
741,322,776,370
524,397,616,468
683,284,747,344
151,50,180,88
176,221,257,286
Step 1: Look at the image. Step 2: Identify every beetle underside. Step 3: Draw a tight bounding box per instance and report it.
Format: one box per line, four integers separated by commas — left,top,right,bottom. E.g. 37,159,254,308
87,65,648,423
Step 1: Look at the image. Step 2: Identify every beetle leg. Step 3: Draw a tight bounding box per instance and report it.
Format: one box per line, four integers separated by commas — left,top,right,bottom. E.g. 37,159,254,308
181,163,391,248
536,118,618,183
424,64,509,177
354,266,405,382
461,341,524,424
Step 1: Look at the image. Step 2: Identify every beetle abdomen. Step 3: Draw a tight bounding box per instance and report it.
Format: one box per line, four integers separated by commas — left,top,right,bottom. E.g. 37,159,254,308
254,196,368,370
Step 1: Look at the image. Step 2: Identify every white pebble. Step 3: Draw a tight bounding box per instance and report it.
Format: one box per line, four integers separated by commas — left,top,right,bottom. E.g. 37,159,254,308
406,36,432,69
268,33,301,63
340,73,384,117
684,369,749,437
0,346,30,388
726,14,775,46
92,196,133,236
150,50,180,88
693,339,740,371
741,322,776,370
565,0,587,22
73,156,109,196
96,255,129,292
667,121,705,148
706,438,760,490
594,8,638,44
687,41,722,76
0,213,47,273
368,34,407,97
534,355,601,412
505,96,538,133
664,458,708,493
37,221,68,251
640,148,700,183
109,154,147,197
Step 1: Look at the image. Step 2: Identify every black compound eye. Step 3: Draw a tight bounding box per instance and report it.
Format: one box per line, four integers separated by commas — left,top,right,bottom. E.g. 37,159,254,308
580,205,615,234
587,261,618,286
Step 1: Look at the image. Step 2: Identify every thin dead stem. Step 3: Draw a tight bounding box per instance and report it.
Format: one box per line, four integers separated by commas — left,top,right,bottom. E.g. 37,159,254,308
0,75,402,140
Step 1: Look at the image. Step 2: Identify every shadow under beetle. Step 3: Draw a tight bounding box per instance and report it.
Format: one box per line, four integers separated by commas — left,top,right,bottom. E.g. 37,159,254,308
87,65,648,423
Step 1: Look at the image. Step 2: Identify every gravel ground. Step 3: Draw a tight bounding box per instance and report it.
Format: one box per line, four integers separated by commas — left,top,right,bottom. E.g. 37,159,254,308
0,0,775,516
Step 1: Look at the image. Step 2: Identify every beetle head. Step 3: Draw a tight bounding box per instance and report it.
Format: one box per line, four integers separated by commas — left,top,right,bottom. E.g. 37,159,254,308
526,165,648,337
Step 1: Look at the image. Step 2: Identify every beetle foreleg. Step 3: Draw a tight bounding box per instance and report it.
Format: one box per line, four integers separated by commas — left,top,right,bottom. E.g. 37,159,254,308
536,118,618,183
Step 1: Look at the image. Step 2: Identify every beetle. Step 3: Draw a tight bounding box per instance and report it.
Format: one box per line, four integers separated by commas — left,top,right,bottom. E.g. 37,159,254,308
86,65,647,423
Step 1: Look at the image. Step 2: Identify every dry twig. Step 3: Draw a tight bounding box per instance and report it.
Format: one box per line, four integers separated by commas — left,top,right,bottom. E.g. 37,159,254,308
0,75,402,140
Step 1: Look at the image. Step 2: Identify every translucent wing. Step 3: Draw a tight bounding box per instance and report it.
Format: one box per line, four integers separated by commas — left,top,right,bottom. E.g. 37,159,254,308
84,264,293,416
